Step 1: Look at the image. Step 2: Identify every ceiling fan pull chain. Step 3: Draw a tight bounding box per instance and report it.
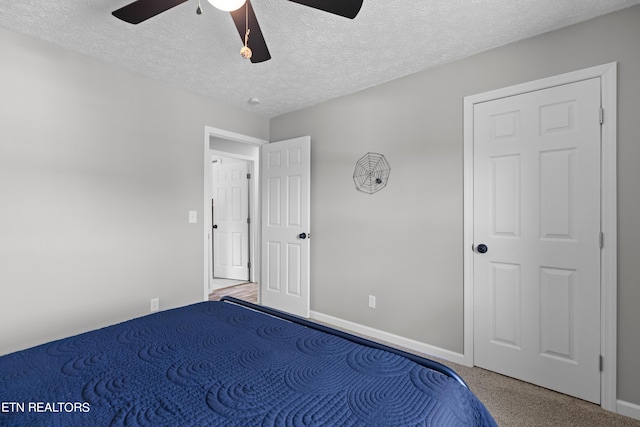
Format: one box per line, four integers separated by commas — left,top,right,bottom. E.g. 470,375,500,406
240,2,253,59
241,28,252,59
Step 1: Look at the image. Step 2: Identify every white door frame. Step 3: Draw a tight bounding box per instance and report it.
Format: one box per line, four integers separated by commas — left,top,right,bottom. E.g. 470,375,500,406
203,126,267,300
463,62,617,411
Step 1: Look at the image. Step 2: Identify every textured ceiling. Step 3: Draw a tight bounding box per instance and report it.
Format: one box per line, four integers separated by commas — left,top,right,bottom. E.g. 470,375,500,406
1,0,639,117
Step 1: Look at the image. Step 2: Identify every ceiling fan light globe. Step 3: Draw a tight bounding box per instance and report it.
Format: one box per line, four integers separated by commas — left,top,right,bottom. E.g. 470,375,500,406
207,0,246,12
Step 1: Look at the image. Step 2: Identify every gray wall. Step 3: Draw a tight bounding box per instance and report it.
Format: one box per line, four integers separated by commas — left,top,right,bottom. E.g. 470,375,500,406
2,4,639,408
0,27,269,355
270,6,640,405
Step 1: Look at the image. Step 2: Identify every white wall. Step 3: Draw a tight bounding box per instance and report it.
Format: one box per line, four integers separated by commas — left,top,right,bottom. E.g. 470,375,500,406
270,5,640,406
0,27,269,355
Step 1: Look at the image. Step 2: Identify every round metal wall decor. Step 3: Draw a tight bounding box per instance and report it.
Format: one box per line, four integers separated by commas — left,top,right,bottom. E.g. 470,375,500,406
353,152,390,194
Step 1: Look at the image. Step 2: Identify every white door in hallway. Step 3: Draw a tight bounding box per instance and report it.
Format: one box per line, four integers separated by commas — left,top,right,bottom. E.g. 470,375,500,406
212,161,249,281
473,78,602,403
261,136,310,317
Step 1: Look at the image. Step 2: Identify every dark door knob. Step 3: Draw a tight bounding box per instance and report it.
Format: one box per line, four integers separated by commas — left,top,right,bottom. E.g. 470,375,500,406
213,224,218,229
476,244,488,254
298,233,307,239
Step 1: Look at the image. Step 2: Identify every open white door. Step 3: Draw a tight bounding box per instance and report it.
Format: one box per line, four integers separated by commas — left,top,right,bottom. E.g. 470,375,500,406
260,136,310,317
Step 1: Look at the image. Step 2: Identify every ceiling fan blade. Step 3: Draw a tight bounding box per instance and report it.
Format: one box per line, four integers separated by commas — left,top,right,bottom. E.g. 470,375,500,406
112,0,189,24
287,0,363,19
230,1,271,63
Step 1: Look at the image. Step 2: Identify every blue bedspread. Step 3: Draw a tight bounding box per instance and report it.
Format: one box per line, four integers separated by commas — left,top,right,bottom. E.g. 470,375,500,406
0,301,497,426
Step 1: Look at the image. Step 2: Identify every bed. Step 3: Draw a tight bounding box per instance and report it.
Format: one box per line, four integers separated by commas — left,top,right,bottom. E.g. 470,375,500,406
0,297,497,426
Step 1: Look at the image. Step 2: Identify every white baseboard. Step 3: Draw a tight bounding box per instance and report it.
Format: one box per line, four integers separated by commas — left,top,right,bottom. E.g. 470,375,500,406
617,400,640,421
310,311,466,365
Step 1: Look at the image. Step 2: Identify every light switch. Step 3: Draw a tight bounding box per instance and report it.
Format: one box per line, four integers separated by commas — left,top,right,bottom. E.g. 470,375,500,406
188,211,197,224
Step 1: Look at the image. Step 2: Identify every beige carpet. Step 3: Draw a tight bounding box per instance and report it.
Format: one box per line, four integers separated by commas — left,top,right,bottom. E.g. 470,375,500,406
438,359,640,426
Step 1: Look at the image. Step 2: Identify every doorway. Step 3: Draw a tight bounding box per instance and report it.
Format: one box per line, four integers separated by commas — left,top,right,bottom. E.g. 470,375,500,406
463,63,617,410
202,128,312,318
203,126,267,299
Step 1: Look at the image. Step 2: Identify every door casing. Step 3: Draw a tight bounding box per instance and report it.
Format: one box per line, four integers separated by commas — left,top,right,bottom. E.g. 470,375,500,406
463,62,617,411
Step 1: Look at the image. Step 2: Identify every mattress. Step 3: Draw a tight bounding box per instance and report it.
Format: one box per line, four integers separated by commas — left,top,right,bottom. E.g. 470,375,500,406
0,299,497,426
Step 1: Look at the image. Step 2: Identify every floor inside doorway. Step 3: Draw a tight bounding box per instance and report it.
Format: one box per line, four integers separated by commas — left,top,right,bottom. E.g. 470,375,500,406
211,278,249,288
209,281,258,303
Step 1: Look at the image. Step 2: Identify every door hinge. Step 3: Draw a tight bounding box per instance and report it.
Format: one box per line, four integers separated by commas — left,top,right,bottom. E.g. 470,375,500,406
599,108,604,125
599,232,604,249
247,217,251,224
247,173,251,180
599,355,604,372
247,262,251,269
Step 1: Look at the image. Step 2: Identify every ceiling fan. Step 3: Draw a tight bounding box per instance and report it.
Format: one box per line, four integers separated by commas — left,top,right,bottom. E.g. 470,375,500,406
112,0,364,63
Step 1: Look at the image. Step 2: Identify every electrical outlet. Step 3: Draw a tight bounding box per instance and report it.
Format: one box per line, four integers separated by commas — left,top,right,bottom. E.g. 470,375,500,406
368,295,376,308
150,298,159,312
188,211,197,224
